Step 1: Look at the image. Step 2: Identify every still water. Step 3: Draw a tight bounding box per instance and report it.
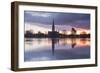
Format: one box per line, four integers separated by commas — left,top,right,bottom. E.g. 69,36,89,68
24,38,90,62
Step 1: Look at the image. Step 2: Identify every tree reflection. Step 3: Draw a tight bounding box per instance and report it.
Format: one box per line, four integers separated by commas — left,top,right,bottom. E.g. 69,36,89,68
71,38,76,48
51,38,77,55
25,38,90,56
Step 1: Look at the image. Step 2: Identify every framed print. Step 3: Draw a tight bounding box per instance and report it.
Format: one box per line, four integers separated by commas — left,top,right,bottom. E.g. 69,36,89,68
11,1,97,71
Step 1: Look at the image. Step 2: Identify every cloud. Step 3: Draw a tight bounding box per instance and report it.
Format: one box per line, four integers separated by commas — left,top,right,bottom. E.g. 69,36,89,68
24,11,90,29
25,11,51,17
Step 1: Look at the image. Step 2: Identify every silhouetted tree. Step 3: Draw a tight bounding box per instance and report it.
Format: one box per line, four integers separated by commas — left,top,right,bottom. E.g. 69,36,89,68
25,30,34,38
71,28,76,35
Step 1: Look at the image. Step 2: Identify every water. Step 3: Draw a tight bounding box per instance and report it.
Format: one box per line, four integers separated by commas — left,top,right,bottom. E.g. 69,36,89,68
24,38,90,62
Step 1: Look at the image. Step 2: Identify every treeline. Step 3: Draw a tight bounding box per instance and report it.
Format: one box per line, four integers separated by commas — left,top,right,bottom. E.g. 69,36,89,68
25,31,90,38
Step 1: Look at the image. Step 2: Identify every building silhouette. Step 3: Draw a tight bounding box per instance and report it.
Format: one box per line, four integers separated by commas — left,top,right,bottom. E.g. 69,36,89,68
25,19,90,38
48,19,59,38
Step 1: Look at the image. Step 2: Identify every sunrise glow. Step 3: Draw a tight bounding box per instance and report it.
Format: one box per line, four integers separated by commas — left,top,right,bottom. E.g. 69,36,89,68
25,23,90,35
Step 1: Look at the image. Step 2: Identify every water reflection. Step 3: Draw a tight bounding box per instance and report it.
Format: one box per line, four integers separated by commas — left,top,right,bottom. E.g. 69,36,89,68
24,38,90,61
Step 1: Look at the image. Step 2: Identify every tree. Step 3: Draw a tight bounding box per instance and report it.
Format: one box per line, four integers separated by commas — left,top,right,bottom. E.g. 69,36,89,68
71,28,76,35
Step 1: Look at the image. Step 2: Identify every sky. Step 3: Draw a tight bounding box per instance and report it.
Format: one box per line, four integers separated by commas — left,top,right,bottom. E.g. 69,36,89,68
24,11,90,34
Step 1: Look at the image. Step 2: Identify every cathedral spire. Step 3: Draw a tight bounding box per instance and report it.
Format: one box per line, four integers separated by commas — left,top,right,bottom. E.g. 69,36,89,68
52,18,55,32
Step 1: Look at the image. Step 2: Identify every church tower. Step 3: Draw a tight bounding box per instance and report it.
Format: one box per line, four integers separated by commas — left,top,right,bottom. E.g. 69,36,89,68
52,19,55,32
48,18,59,38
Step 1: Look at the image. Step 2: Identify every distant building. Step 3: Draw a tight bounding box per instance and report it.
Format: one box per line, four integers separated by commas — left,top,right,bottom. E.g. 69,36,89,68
48,19,59,38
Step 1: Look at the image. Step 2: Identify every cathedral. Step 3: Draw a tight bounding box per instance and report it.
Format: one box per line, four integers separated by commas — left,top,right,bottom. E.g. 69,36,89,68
48,19,59,38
